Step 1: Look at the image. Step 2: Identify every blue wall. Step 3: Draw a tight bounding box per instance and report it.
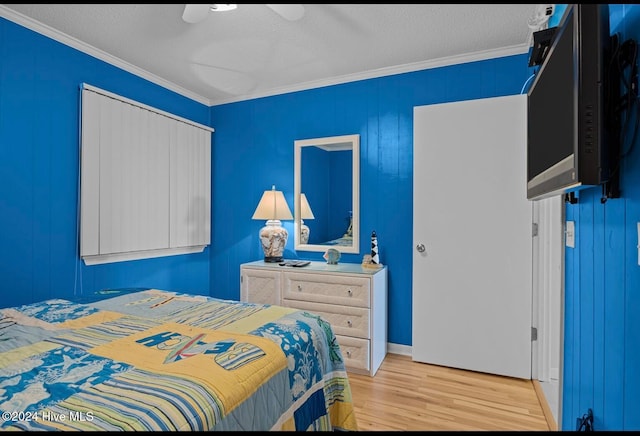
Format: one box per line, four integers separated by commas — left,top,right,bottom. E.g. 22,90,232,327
562,4,640,432
0,18,212,305
300,146,352,243
3,4,640,431
208,56,531,345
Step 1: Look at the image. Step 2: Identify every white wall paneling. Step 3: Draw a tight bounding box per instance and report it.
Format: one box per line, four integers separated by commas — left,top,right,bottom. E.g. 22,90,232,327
80,83,213,265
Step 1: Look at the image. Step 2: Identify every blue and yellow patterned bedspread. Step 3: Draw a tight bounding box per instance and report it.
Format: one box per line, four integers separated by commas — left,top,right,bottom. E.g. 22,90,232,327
0,289,358,431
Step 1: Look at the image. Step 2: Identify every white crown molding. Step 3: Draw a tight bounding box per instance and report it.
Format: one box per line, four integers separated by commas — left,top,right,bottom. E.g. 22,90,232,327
211,43,530,106
0,6,211,106
2,5,530,108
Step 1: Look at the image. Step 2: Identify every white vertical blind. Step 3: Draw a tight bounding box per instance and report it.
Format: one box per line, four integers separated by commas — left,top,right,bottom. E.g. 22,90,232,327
80,90,101,257
169,120,211,248
80,83,213,265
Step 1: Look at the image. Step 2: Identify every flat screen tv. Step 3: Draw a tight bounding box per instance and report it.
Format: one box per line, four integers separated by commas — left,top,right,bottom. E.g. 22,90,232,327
527,4,615,201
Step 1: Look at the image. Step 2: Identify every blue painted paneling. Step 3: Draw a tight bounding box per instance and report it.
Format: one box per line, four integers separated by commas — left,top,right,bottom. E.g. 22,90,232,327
561,4,640,431
0,18,211,306
210,54,531,346
578,191,596,423
301,146,330,243
618,5,640,430
603,199,626,430
328,151,351,240
300,147,351,244
592,192,605,431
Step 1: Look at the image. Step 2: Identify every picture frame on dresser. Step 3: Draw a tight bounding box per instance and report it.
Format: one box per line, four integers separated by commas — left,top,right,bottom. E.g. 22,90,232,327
240,260,387,376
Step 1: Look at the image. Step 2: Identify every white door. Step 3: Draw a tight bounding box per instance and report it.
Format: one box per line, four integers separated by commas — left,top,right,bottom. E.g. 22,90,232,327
412,95,532,379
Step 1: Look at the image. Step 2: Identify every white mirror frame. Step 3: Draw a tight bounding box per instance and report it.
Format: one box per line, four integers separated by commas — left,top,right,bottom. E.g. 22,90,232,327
294,134,360,254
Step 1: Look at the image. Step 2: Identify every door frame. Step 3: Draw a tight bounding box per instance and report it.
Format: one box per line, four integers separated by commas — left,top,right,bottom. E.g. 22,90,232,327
531,195,564,425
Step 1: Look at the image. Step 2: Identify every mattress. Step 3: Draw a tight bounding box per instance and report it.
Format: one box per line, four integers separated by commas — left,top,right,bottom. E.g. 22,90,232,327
0,289,358,431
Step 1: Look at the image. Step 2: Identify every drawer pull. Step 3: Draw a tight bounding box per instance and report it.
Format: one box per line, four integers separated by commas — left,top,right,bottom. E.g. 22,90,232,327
297,284,302,292
347,320,352,327
346,350,351,357
347,288,352,296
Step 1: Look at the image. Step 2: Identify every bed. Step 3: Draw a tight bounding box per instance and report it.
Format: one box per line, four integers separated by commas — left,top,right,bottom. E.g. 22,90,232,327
0,289,358,431
323,236,353,247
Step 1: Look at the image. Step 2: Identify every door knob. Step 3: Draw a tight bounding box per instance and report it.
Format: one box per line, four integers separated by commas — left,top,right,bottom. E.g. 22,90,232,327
416,243,426,253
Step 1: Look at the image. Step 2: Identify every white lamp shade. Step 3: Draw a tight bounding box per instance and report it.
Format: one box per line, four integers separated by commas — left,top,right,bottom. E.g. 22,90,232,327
252,186,293,221
300,193,315,220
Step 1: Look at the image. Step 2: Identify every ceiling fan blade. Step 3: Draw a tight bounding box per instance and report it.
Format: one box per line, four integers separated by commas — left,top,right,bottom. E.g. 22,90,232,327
182,4,211,24
266,4,305,21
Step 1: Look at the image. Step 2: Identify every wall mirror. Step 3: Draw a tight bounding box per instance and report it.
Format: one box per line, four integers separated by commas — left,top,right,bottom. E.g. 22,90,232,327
294,134,360,254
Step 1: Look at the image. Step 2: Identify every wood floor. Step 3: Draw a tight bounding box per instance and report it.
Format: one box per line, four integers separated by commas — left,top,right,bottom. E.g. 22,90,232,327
347,353,551,431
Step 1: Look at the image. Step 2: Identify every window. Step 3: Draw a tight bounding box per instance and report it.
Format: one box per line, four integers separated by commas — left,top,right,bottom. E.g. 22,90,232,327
79,84,213,265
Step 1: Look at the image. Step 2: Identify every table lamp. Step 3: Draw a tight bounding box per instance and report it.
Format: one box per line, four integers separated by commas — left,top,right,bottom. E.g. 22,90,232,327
300,193,315,244
252,185,293,262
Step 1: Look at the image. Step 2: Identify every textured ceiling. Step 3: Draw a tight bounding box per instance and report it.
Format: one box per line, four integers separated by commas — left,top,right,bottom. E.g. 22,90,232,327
0,4,542,106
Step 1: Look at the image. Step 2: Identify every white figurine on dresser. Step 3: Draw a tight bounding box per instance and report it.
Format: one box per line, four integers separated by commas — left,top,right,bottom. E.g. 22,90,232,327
240,260,388,376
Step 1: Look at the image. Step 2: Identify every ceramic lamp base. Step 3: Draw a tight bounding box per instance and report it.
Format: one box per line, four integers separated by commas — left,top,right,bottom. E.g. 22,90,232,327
259,220,288,263
300,220,310,244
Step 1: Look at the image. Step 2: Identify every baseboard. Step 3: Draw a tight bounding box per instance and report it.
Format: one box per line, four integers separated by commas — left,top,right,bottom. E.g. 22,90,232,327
387,342,411,356
533,379,558,431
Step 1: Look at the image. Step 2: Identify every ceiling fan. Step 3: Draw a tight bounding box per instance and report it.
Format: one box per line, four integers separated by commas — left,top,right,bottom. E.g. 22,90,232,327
182,4,305,24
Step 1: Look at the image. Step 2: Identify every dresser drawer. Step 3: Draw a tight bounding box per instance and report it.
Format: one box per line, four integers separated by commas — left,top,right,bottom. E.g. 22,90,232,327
336,335,370,372
282,299,369,339
282,272,370,308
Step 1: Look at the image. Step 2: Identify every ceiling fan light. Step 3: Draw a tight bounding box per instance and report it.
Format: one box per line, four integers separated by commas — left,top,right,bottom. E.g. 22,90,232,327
210,4,237,12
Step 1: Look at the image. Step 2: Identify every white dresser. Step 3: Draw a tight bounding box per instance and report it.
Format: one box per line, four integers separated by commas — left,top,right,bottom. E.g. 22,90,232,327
240,260,387,376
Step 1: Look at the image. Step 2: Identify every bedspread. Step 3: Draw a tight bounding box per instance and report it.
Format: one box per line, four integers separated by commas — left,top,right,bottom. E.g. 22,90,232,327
0,289,358,431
